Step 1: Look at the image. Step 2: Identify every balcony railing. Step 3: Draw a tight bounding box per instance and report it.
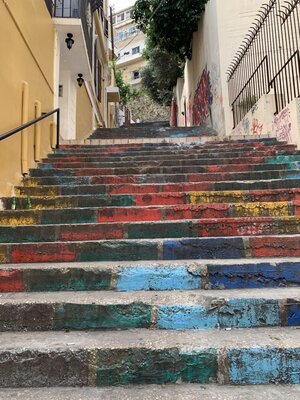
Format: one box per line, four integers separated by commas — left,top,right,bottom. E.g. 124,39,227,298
53,0,80,18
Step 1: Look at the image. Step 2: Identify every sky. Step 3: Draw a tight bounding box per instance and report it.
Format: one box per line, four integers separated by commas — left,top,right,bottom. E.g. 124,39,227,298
109,0,136,12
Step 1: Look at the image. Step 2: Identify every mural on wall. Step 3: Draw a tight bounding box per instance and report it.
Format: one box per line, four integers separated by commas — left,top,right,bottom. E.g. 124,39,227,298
193,67,213,126
273,107,292,143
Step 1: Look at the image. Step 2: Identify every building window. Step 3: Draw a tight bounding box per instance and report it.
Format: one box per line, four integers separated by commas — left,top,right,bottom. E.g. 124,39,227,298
132,46,140,55
125,10,132,20
112,16,116,24
94,44,102,102
117,13,124,23
132,70,140,80
128,27,136,36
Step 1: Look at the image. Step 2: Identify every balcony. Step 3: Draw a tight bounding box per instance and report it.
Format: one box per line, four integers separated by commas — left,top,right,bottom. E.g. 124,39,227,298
53,0,93,70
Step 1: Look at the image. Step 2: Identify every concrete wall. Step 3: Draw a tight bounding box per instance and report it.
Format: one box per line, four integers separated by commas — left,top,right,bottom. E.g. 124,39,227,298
232,95,300,149
175,0,264,136
76,85,93,140
0,0,55,196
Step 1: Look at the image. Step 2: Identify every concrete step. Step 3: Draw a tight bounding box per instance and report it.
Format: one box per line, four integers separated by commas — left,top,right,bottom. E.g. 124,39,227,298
1,385,300,400
0,287,299,331
30,166,300,181
62,137,284,148
2,258,300,293
0,202,296,226
0,327,299,386
39,159,297,172
44,154,269,164
55,142,297,155
36,162,297,176
17,177,300,197
3,216,300,243
50,149,280,160
4,188,300,210
2,235,300,264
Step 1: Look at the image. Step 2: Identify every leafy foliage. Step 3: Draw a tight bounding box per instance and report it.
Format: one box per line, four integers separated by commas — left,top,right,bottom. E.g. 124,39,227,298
128,91,170,122
140,47,183,106
115,70,139,107
132,0,208,60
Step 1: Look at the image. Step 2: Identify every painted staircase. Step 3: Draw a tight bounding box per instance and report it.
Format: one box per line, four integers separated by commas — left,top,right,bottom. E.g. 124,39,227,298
1,126,300,398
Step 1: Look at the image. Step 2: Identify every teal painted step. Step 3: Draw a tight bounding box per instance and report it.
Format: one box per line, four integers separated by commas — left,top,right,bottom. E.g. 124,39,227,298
0,288,298,331
2,259,300,292
0,194,134,210
0,328,299,386
4,216,300,243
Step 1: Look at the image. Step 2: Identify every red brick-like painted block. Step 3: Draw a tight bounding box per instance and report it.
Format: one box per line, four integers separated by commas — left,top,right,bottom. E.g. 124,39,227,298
250,236,300,257
109,184,161,195
206,164,251,173
75,168,113,176
293,200,300,216
59,224,124,241
11,244,76,263
98,207,162,223
196,218,273,237
165,204,230,221
162,182,213,193
91,176,137,185
135,193,186,207
188,172,231,183
0,270,24,292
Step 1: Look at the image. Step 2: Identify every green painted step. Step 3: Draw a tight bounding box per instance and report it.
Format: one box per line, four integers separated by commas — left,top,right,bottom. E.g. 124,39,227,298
3,216,300,243
0,328,299,386
0,288,297,331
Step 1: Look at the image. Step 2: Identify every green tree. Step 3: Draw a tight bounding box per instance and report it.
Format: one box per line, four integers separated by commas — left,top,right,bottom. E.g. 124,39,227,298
115,70,139,107
132,0,208,60
140,47,183,105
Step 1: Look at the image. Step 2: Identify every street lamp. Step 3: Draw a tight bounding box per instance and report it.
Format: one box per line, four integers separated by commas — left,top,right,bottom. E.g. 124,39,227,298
77,74,84,87
65,33,74,50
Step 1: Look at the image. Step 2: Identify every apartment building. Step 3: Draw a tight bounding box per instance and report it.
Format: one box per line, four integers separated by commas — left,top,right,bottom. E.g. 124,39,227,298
113,6,145,87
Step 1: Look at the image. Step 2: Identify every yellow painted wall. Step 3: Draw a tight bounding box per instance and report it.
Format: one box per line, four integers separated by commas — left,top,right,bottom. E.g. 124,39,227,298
76,85,93,140
0,0,55,196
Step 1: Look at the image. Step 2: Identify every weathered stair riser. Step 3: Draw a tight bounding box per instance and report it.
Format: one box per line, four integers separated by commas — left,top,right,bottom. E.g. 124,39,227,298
1,129,300,393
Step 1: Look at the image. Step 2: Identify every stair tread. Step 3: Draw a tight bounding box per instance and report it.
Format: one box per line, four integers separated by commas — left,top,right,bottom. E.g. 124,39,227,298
1,385,300,399
1,287,299,303
0,327,299,349
2,257,300,269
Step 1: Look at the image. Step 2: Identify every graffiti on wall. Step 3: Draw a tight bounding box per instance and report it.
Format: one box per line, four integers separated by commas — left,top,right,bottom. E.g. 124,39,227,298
170,98,178,127
186,95,192,126
193,67,213,126
273,107,292,142
251,118,263,135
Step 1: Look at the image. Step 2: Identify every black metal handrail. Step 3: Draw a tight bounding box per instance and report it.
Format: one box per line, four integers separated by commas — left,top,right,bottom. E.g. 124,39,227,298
0,108,60,149
227,0,300,127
